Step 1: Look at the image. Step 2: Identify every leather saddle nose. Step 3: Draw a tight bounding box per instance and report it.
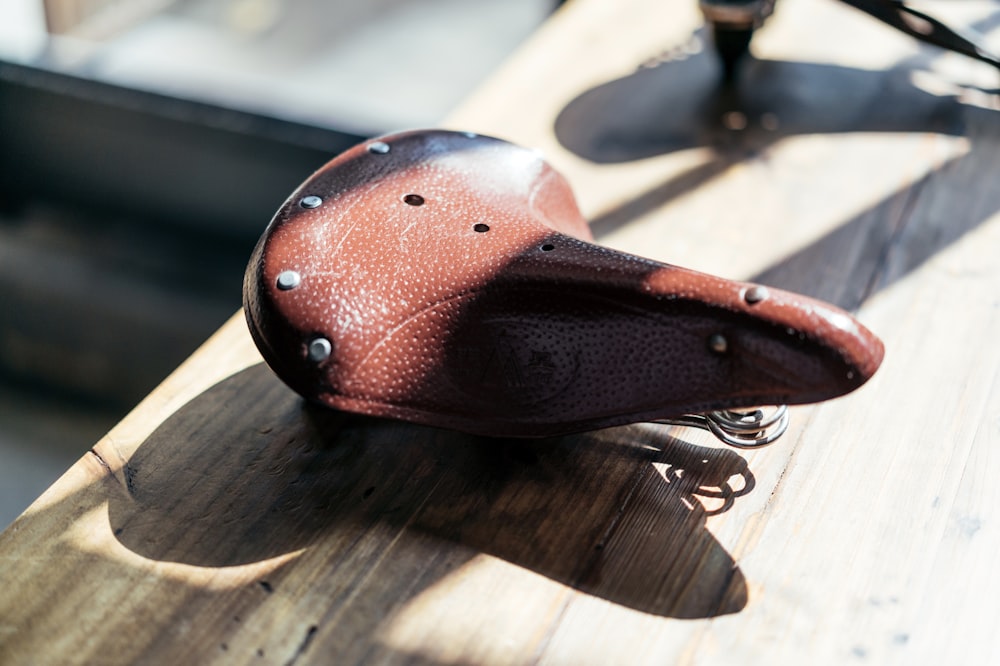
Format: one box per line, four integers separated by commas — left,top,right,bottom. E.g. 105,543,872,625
244,129,884,438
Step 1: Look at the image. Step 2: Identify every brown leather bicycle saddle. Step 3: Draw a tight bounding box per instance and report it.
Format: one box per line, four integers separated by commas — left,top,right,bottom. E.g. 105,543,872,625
244,129,883,438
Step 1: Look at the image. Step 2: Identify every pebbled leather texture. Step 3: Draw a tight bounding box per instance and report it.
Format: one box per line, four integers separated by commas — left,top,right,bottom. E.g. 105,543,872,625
244,129,884,437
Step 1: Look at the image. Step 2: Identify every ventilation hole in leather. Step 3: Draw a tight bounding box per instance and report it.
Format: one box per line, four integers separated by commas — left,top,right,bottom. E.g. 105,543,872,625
403,194,424,206
473,223,490,233
541,244,555,252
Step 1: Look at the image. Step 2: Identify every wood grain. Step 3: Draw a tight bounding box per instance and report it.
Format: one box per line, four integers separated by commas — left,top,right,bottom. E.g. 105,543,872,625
3,0,1000,663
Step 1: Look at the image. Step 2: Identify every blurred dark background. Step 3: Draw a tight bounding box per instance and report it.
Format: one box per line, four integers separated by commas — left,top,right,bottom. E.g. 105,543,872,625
0,0,551,528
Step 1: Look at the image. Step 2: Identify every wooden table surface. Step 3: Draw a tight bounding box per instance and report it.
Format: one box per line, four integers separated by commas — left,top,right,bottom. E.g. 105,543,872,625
3,0,1000,663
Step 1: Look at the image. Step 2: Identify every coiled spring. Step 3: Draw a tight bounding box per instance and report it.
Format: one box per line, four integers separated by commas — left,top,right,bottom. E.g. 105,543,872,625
656,405,789,448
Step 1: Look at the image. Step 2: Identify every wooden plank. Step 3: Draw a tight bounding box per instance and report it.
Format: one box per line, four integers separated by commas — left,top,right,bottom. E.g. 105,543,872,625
2,0,1000,663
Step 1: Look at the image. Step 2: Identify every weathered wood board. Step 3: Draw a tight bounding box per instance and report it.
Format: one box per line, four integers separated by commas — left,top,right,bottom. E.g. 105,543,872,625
2,0,1000,663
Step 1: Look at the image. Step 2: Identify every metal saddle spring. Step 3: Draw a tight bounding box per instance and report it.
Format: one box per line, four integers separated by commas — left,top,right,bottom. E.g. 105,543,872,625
657,404,790,448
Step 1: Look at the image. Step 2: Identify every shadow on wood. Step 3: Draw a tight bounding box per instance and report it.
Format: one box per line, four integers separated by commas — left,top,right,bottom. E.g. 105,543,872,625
555,45,970,169
553,26,1000,308
105,363,753,619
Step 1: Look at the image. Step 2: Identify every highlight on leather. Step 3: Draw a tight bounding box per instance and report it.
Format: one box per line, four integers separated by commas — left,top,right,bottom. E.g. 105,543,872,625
243,129,884,438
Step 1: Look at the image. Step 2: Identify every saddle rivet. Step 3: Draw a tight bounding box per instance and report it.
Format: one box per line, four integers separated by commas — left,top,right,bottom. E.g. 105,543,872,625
307,337,332,362
276,270,301,290
300,195,322,209
722,111,747,131
744,285,768,304
368,141,390,154
708,333,728,354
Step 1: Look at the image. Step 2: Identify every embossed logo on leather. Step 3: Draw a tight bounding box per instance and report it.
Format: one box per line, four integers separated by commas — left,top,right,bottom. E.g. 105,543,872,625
451,323,580,409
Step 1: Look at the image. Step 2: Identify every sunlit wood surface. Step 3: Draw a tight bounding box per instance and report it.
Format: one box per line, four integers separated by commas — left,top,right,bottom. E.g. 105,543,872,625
2,0,1000,663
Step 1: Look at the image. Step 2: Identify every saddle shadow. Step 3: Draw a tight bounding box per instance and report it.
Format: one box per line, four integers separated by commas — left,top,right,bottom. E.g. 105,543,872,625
108,363,754,618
